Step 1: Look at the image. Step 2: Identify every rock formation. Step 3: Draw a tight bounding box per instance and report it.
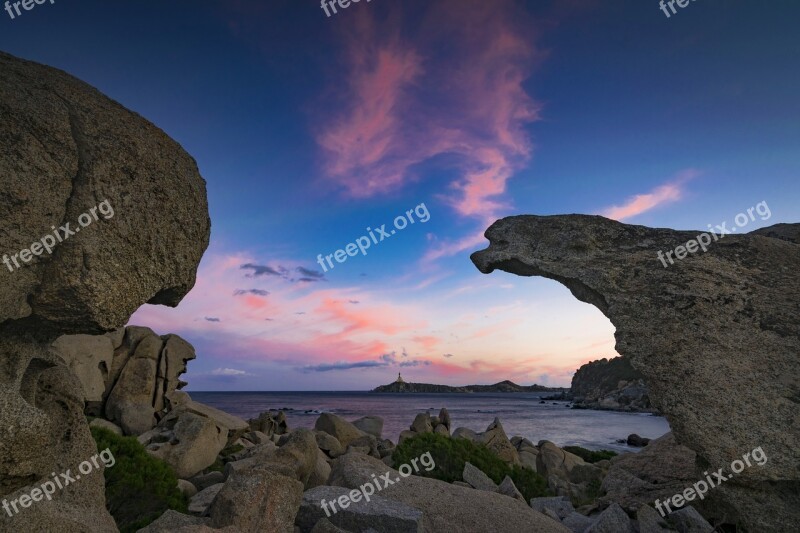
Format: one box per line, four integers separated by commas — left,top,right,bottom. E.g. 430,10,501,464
570,356,653,413
471,214,800,531
0,51,210,532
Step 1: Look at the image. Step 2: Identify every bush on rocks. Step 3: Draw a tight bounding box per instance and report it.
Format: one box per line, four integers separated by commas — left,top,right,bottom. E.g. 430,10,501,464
91,426,189,533
392,432,548,501
563,446,617,463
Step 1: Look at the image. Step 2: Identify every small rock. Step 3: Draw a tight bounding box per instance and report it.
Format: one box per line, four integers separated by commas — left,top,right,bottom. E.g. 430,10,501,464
636,504,670,533
189,471,224,491
626,434,651,447
135,509,209,532
188,483,224,516
352,416,384,439
562,511,594,533
410,413,433,434
310,517,349,533
498,476,525,502
585,503,634,533
667,506,713,533
462,462,498,492
177,479,198,498
530,496,575,520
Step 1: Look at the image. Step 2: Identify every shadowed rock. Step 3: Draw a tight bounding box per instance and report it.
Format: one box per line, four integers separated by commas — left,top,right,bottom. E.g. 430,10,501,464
0,51,210,532
471,214,800,531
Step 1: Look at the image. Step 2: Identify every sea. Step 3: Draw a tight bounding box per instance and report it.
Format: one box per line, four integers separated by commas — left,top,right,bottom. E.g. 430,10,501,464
192,391,670,453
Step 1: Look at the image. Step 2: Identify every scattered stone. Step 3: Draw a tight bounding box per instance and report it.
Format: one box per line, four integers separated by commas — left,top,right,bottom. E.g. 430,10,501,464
563,511,594,533
190,471,225,492
479,418,520,465
636,504,671,533
410,413,433,434
498,476,525,502
315,431,345,458
599,433,696,513
188,483,224,516
142,408,228,479
463,462,499,492
136,509,209,532
438,408,451,431
452,427,478,442
585,503,633,533
667,506,713,533
626,434,650,447
248,410,289,438
209,469,303,533
315,413,366,448
309,517,349,533
352,416,383,439
177,479,198,498
530,497,575,520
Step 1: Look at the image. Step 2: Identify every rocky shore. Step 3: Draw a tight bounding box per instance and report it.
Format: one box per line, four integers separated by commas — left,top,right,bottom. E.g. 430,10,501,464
1,51,797,532
50,324,715,532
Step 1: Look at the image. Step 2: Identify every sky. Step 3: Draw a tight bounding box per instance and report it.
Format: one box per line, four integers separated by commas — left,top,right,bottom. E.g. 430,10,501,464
2,0,798,390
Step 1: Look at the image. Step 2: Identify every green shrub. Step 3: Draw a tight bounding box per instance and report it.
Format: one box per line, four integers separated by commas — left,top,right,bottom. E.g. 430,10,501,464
563,446,617,463
90,426,189,533
392,432,548,500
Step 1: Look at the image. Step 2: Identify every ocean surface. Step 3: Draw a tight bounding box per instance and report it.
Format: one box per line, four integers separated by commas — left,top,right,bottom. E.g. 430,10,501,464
192,391,670,453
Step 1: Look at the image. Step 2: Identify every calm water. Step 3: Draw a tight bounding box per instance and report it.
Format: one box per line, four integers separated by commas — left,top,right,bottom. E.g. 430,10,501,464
192,391,670,453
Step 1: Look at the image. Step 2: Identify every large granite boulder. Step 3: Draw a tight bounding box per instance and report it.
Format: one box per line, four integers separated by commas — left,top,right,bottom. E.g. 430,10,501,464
139,408,229,479
0,50,210,532
52,326,198,435
314,413,366,449
297,485,424,533
329,452,570,532
599,432,697,513
471,214,800,530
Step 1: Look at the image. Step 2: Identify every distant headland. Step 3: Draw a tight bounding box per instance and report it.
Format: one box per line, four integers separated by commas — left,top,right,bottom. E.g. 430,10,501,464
372,373,565,393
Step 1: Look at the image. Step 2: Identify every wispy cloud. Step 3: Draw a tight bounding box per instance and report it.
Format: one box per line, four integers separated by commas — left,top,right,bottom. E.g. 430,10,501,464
205,317,221,323
601,169,699,221
211,367,249,376
315,0,540,222
241,263,326,283
233,289,270,296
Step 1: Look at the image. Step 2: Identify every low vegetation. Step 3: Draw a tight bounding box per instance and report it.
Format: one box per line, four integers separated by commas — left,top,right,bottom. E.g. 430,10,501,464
563,446,617,463
392,432,549,500
91,426,189,533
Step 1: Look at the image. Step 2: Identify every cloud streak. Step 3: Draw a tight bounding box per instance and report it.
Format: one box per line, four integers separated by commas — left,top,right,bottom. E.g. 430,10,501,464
601,169,699,221
315,0,540,221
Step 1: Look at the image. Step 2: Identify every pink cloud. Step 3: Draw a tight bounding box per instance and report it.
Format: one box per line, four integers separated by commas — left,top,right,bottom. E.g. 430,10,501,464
315,0,541,220
601,169,700,221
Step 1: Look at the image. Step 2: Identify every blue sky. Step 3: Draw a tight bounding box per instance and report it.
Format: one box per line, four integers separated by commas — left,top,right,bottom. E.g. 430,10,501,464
2,0,798,390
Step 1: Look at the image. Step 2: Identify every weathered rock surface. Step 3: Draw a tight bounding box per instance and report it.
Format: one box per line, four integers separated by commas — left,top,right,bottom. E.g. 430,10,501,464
329,452,570,532
0,50,210,533
537,441,603,501
352,415,383,439
462,462,498,492
471,214,800,530
140,408,228,479
314,413,366,449
599,433,697,513
570,356,653,413
209,469,303,533
297,485,424,533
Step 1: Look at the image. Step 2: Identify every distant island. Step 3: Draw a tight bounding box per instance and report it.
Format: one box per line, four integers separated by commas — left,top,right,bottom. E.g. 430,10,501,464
372,373,566,393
